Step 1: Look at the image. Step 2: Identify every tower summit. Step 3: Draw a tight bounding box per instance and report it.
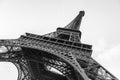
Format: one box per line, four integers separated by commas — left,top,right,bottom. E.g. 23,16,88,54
0,11,118,80
56,11,85,42
65,11,85,30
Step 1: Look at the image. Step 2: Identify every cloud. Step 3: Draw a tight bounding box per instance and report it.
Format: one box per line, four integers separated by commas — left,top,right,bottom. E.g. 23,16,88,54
94,45,120,79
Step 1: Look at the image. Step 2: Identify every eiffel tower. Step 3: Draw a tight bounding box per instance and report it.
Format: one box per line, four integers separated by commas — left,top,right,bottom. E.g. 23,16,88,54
0,11,118,80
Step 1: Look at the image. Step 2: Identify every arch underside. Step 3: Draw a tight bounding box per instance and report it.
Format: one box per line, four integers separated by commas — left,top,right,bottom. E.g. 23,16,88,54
0,45,84,80
0,39,117,80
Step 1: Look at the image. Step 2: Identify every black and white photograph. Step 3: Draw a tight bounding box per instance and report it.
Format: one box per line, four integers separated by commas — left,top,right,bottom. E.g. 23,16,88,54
0,0,119,80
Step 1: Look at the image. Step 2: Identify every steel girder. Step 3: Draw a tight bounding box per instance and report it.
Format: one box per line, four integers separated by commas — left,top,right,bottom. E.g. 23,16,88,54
0,33,119,80
0,38,87,80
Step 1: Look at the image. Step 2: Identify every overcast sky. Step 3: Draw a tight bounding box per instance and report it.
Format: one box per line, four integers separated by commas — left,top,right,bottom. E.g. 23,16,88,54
0,0,120,80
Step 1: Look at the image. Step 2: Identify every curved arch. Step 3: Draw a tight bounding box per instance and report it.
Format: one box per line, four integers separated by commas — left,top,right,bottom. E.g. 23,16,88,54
14,63,22,80
0,40,87,80
22,47,81,80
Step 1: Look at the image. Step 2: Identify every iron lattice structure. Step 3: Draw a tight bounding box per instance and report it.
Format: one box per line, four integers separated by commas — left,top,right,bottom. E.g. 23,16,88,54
0,11,118,80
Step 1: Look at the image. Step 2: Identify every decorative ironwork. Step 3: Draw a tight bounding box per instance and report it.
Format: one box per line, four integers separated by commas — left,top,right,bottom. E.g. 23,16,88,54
0,11,118,80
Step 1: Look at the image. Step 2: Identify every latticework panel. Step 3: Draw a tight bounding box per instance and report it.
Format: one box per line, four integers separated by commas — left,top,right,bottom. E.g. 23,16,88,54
0,33,118,80
22,47,79,80
0,38,89,80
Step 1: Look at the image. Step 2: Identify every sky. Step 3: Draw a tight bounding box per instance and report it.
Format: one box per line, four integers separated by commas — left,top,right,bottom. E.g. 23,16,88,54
0,0,120,80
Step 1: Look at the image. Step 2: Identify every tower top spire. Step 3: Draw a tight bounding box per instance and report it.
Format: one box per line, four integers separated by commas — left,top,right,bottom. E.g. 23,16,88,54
64,11,85,30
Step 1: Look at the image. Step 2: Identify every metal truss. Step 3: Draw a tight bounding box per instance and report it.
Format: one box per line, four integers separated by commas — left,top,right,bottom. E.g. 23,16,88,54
0,11,118,80
0,34,89,80
0,34,118,80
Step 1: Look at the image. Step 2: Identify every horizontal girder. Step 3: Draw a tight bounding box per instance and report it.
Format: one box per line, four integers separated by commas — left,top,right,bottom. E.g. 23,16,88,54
1,42,86,80
0,33,118,80
0,37,90,80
